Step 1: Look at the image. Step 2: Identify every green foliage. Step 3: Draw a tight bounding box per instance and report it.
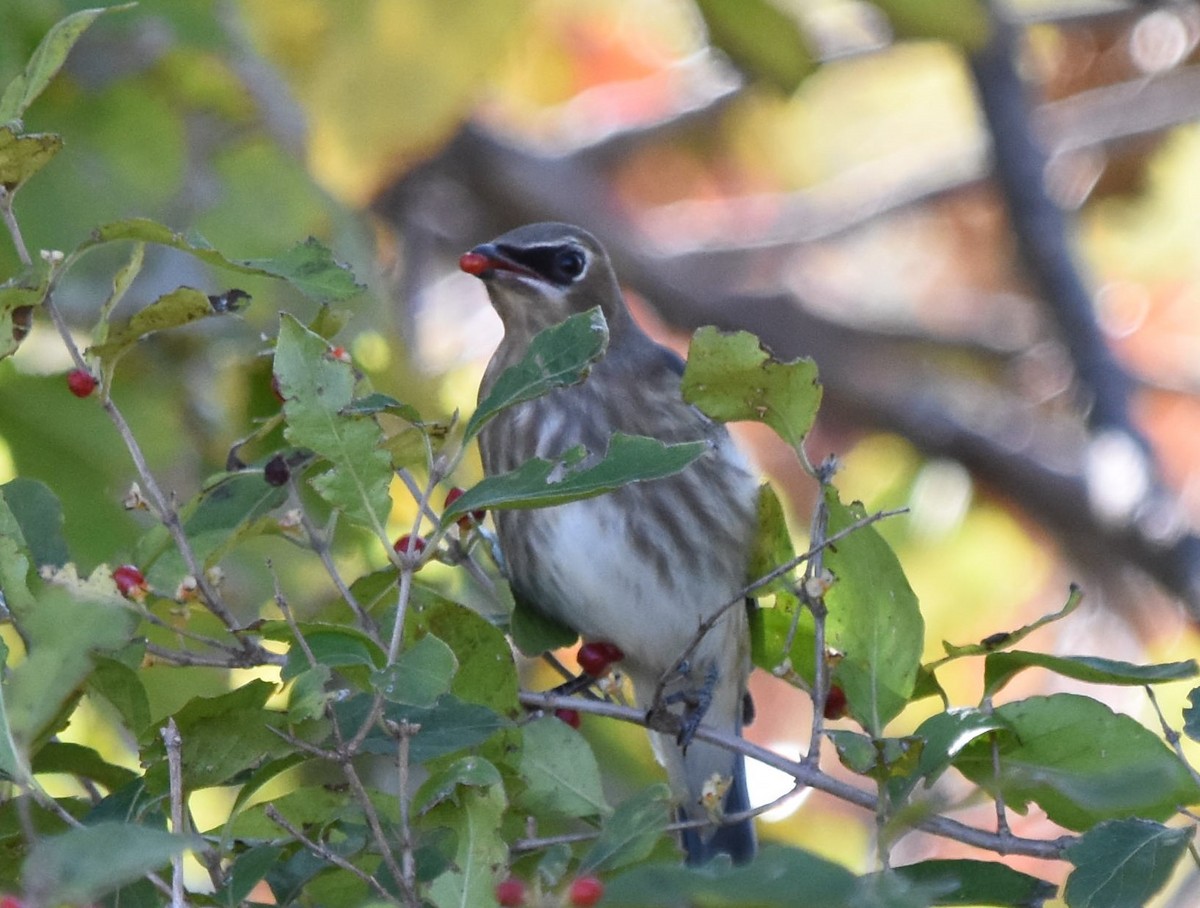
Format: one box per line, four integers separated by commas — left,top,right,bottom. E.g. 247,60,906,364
681,325,821,452
824,488,924,735
1064,819,1195,908
0,10,1197,908
692,0,816,94
462,306,608,442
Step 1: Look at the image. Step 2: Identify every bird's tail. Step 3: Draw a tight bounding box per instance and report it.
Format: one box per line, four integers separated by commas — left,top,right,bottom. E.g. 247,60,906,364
679,750,756,865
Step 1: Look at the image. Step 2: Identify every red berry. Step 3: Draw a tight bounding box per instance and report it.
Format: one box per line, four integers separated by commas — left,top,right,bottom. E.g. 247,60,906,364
445,486,485,530
459,251,491,276
568,875,604,907
66,369,97,398
113,565,147,600
494,876,526,907
822,684,848,720
328,345,351,363
393,534,427,557
577,641,624,677
554,708,581,729
270,373,286,404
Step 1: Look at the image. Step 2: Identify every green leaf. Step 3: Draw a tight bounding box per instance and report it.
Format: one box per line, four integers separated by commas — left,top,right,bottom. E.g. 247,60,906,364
408,598,520,714
0,6,134,123
443,433,706,522
344,391,423,422
954,694,1200,831
464,307,608,442
262,621,385,681
681,326,821,449
939,585,1082,662
581,784,673,873
22,821,190,906
872,0,991,50
693,0,816,93
215,844,285,907
824,489,924,736
242,236,365,304
0,268,47,360
0,636,22,780
828,731,922,780
86,656,152,736
749,482,799,603
1184,686,1200,744
1064,819,1193,908
30,741,137,792
135,468,290,588
0,127,62,192
87,286,236,362
78,220,363,304
518,716,608,819
414,754,503,814
372,634,458,707
151,682,290,790
509,593,579,657
891,707,1006,802
5,586,136,749
748,482,813,678
275,313,391,531
286,665,333,723
892,859,1057,907
1,478,68,567
604,844,859,906
335,693,508,764
984,651,1197,699
425,782,508,908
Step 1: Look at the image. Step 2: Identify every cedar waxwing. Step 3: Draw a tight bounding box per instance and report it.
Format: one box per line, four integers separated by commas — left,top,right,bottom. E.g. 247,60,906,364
463,222,758,865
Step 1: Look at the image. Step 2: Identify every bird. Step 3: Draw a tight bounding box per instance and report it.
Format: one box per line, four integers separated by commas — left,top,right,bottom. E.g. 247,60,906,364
460,222,759,865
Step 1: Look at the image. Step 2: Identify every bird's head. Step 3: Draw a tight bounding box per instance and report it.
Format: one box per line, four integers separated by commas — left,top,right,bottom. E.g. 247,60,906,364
460,222,629,339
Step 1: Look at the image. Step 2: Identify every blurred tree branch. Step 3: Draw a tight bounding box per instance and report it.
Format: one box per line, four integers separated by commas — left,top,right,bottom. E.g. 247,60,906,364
375,3,1200,619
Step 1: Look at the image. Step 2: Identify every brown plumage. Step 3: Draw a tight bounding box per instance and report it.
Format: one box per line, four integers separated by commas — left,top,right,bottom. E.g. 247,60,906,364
464,222,758,864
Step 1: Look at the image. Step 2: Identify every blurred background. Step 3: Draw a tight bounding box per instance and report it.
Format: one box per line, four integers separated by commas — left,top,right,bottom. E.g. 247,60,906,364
3,0,1200,901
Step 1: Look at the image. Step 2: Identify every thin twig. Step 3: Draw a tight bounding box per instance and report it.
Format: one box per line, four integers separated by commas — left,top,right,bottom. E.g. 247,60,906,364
161,719,188,908
0,187,33,265
290,484,380,637
340,757,407,892
802,467,834,768
653,506,907,707
143,642,284,669
517,689,1072,861
386,719,420,902
1145,685,1200,788
265,804,400,904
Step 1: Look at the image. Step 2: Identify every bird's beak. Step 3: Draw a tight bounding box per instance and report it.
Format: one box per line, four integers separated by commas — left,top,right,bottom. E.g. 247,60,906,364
459,243,539,281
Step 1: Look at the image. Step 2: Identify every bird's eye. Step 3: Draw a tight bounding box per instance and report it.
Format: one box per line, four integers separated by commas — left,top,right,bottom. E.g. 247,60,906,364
554,247,587,282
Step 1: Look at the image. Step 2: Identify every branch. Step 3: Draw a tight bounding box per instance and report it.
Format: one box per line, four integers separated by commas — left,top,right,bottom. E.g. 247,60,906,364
160,719,188,908
517,689,1073,861
266,805,400,904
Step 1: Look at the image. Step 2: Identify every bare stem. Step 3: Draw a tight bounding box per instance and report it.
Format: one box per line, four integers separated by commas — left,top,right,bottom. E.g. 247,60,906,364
41,292,246,637
160,719,189,908
1146,685,1200,787
518,688,1072,861
291,485,380,638
387,719,420,901
653,506,907,707
0,186,32,265
803,479,832,768
266,804,400,904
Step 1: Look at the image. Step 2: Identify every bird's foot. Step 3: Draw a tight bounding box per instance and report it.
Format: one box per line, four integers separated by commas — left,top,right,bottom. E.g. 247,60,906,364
651,666,718,751
675,666,717,750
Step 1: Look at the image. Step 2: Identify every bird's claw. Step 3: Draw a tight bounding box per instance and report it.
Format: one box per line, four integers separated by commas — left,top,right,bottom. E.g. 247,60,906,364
650,666,718,751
